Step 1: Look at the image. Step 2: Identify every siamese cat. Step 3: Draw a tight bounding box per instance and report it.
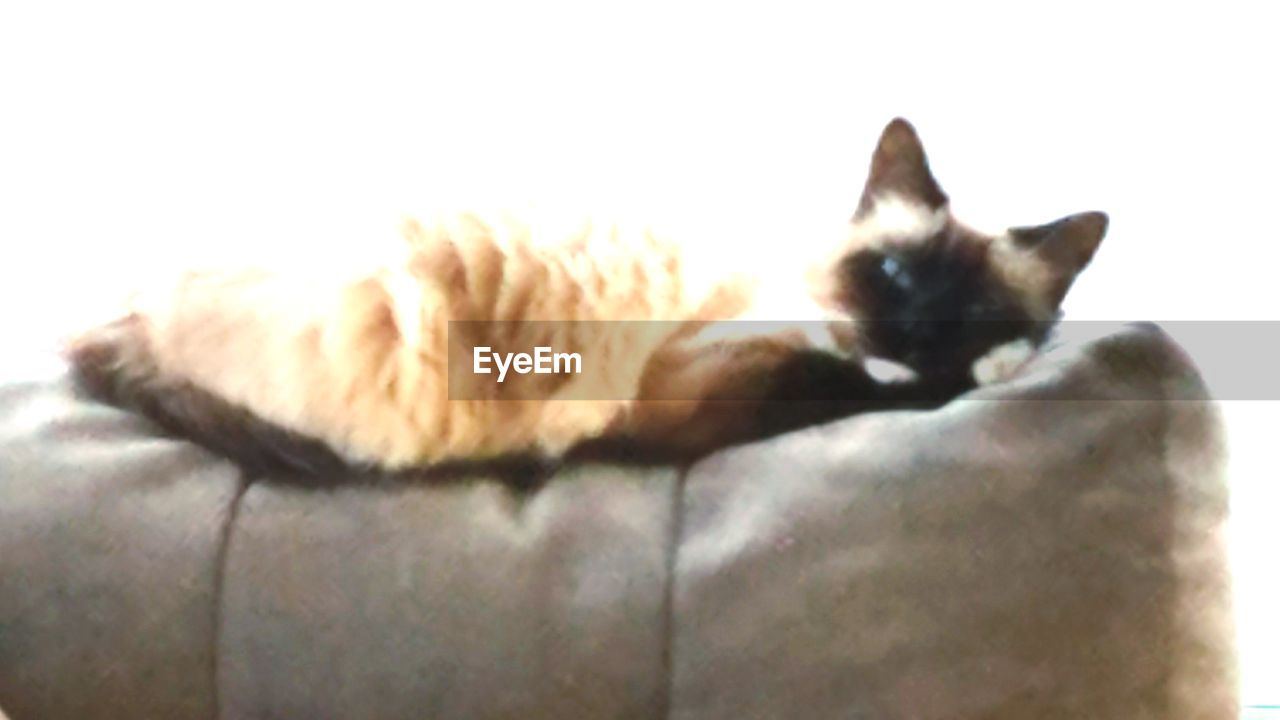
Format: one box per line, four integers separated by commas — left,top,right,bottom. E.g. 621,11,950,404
66,118,1107,474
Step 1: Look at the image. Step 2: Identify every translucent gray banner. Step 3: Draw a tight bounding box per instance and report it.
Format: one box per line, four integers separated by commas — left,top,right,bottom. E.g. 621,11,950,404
444,320,1277,401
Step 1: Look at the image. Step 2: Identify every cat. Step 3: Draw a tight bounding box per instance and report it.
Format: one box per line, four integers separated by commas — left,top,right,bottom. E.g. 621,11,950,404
66,118,1108,475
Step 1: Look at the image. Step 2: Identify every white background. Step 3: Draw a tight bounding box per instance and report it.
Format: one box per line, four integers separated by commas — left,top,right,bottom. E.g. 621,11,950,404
1,0,1276,706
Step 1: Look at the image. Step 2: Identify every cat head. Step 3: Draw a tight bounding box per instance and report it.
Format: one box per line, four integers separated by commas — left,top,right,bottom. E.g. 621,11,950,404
812,118,1108,380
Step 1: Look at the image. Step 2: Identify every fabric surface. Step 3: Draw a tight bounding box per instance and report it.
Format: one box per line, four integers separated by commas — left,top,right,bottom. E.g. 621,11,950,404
0,324,1235,719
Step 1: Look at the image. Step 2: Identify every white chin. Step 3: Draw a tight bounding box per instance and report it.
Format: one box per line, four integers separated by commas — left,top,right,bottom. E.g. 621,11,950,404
864,356,919,384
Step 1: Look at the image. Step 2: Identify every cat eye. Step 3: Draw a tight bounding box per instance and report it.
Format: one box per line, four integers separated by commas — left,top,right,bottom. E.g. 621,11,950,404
880,256,913,291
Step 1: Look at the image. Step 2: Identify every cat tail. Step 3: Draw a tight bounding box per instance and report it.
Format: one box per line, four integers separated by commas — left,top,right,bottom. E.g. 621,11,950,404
63,314,356,479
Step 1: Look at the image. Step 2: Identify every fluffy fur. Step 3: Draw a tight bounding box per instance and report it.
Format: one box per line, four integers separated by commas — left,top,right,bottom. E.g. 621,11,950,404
66,119,1109,473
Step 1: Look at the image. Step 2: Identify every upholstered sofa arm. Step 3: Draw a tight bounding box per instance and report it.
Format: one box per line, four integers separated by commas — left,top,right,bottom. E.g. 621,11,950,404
0,324,1235,719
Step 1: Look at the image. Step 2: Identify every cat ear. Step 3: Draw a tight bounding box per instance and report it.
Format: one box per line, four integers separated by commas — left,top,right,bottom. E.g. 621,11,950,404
1008,211,1109,306
856,118,949,216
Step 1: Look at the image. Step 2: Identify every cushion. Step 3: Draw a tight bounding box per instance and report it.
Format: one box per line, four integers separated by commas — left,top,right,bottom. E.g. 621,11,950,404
0,323,1235,719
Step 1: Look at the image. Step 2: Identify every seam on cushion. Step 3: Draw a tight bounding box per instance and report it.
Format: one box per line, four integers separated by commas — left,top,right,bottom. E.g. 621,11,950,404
657,464,690,720
209,471,253,720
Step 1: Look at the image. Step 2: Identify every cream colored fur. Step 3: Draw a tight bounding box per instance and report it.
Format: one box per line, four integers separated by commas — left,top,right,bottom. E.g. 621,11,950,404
120,212,782,467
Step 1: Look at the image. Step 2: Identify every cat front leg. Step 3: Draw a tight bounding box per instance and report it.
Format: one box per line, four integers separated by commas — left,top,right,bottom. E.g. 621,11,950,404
748,348,971,442
610,339,973,462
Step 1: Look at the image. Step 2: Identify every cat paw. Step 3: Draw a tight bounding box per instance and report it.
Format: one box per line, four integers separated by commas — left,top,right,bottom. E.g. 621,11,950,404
864,356,919,384
971,338,1036,386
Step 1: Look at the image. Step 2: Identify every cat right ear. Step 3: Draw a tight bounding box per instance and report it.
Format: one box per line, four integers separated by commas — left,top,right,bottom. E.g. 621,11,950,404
1008,211,1109,306
856,118,949,217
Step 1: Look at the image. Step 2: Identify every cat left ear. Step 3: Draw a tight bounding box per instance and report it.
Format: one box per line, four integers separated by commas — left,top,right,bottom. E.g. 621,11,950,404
1009,211,1109,305
856,117,949,217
